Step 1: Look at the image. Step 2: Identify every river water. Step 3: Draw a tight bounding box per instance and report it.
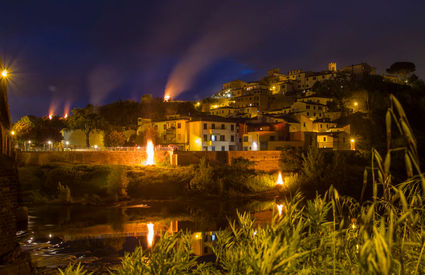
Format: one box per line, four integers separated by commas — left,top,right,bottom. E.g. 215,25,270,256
19,199,279,273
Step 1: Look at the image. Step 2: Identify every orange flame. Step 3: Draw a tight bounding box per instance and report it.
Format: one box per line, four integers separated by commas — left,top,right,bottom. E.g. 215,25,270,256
64,101,71,119
164,94,171,102
147,223,154,248
144,140,155,165
276,172,284,186
48,114,53,120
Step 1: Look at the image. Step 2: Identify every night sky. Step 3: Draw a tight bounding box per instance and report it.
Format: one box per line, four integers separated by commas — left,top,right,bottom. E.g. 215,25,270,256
2,0,425,121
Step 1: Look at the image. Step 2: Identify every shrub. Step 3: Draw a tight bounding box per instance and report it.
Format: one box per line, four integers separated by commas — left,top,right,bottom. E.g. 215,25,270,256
57,182,72,203
106,166,129,200
189,158,215,192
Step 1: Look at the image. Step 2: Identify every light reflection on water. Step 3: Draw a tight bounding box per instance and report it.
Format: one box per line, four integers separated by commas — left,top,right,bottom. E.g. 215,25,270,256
21,199,279,271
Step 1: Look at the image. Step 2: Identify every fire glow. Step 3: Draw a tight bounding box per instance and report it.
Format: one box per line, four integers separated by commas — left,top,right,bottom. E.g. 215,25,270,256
277,204,284,216
276,172,284,186
63,101,71,119
164,94,171,102
144,140,155,165
147,223,154,248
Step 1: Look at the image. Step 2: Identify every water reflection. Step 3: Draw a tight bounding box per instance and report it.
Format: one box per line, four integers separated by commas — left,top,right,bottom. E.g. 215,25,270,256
276,204,284,216
22,199,280,271
147,223,154,248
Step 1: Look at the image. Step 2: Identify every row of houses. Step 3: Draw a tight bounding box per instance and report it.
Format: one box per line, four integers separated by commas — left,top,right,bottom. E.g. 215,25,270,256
207,62,373,118
136,111,353,151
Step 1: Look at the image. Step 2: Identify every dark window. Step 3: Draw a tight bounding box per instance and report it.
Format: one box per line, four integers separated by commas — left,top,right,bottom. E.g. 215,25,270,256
221,146,225,151
212,124,215,129
221,124,225,129
324,137,327,141
203,146,208,151
211,146,215,151
320,124,323,128
220,135,225,141
243,146,248,151
243,136,248,142
303,122,306,127
231,135,235,142
270,136,275,141
307,112,310,116
203,123,207,129
231,124,234,131
163,124,166,129
177,123,181,129
306,105,310,109
203,135,208,141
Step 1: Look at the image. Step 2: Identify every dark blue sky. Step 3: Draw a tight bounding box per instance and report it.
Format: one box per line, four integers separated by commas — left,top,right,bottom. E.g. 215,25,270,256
2,0,425,121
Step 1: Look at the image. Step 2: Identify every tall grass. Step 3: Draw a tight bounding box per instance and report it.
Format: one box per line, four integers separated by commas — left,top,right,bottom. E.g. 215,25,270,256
59,94,425,274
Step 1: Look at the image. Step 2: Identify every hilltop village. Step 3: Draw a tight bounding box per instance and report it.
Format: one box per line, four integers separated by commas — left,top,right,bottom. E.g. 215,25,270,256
15,61,421,153
135,62,375,152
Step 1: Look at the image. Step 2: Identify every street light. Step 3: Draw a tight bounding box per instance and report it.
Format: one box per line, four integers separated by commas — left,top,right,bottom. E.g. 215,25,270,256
1,69,7,78
10,130,15,136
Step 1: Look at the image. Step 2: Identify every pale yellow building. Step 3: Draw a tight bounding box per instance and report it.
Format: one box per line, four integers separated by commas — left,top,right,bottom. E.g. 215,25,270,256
187,118,239,151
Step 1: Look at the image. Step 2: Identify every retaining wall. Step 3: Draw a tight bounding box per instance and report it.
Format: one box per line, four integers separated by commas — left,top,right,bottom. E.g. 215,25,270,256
17,150,284,172
17,151,170,166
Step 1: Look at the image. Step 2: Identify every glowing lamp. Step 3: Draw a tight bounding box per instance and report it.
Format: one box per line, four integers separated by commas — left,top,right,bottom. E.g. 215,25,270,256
1,69,7,78
11,131,15,136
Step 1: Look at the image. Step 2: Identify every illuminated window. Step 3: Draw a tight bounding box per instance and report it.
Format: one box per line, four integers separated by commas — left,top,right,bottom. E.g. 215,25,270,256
211,135,216,141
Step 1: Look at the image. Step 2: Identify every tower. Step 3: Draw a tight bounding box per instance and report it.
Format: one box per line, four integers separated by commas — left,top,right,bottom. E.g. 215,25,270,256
328,62,337,72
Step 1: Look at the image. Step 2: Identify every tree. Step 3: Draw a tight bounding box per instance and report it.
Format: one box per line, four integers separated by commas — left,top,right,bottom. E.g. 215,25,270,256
13,115,36,143
67,105,104,148
386,62,416,81
104,130,126,147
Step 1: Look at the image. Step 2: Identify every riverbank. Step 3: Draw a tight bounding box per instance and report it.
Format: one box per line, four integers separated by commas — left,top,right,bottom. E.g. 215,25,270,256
18,159,294,206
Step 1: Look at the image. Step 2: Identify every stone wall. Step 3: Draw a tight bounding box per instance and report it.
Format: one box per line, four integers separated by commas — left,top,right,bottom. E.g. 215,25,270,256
0,155,18,262
175,151,283,171
17,150,284,172
17,151,170,166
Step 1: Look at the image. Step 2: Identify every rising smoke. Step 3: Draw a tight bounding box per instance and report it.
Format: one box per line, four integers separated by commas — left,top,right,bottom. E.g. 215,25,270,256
164,1,296,99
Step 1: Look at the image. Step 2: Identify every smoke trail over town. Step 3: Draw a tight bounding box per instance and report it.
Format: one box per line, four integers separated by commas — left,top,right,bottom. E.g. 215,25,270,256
164,2,296,99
